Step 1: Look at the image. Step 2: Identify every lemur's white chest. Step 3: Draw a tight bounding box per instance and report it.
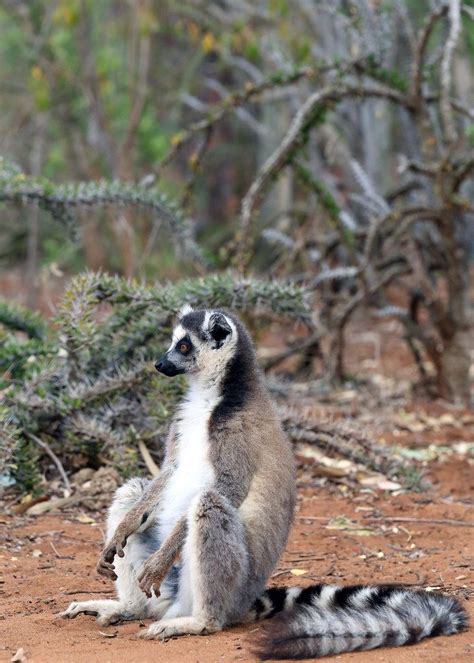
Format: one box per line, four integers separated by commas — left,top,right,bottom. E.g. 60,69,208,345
158,384,218,540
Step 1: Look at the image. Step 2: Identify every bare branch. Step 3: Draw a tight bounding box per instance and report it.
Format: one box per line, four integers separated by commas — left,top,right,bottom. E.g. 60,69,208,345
26,432,71,491
440,0,462,143
237,81,413,263
412,3,448,101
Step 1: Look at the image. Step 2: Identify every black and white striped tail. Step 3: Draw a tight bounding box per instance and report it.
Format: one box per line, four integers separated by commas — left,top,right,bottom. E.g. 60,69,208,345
249,584,468,660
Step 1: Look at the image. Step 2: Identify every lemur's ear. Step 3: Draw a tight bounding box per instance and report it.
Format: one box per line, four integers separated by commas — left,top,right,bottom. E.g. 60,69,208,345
209,312,232,348
178,303,193,319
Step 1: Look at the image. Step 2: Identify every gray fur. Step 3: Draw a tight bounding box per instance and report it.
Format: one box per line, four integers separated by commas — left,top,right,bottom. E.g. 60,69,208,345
61,308,467,658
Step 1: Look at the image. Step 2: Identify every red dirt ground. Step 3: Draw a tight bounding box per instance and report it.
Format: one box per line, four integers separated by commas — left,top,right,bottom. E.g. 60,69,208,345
1,452,472,663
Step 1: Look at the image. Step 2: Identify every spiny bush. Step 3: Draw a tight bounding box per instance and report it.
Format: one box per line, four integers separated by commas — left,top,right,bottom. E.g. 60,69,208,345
0,272,309,492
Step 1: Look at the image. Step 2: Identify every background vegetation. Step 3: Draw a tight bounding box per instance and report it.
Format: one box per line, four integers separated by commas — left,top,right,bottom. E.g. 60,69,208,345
0,0,472,493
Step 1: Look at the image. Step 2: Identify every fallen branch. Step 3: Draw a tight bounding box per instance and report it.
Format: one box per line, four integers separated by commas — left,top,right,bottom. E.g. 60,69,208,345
137,438,160,477
26,432,71,491
280,408,407,478
63,589,115,595
49,541,74,560
368,516,473,528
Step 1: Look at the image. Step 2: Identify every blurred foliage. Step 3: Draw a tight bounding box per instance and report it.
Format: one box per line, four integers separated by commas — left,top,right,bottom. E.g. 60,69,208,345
0,0,472,275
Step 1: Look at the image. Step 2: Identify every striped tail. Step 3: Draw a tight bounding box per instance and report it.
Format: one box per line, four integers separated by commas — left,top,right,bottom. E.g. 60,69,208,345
249,584,468,660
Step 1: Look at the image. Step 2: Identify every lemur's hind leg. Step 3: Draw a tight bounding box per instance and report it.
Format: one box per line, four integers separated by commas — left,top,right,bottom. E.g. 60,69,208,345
62,478,174,626
141,490,249,640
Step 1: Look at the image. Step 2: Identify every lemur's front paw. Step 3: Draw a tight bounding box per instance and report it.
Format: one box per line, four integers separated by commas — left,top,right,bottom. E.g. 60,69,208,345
97,526,131,579
97,550,118,581
137,556,166,599
97,540,124,580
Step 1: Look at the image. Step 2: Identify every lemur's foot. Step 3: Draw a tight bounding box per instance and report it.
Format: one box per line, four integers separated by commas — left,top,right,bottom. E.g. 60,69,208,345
138,616,220,640
60,599,141,626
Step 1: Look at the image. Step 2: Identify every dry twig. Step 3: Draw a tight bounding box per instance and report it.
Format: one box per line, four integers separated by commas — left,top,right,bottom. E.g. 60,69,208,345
368,516,473,528
26,432,71,491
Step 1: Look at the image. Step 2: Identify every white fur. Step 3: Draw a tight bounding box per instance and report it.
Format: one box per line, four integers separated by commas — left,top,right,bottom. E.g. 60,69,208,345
258,594,274,618
139,615,217,640
203,310,213,330
285,586,303,610
178,304,193,317
349,586,377,608
158,382,218,543
169,324,186,349
386,590,408,610
317,584,340,608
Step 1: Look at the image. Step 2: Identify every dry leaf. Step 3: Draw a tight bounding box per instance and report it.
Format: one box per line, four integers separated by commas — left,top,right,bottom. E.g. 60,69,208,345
99,630,118,638
76,514,97,525
333,389,357,402
358,476,401,491
290,569,307,576
308,464,351,479
326,516,375,537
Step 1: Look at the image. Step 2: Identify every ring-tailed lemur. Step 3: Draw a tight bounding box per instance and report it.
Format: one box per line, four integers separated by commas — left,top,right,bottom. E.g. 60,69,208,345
61,307,468,658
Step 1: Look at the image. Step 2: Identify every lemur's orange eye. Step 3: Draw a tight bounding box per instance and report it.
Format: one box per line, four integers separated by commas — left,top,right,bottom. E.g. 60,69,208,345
179,342,189,354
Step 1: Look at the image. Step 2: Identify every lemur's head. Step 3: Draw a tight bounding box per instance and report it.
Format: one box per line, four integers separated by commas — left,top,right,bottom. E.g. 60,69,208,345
155,305,239,380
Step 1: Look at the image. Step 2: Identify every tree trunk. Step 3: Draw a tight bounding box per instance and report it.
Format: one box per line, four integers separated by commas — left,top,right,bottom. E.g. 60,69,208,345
439,328,471,405
437,213,472,406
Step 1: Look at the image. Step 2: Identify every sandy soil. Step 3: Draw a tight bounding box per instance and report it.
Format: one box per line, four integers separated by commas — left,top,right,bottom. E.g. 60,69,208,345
1,453,472,663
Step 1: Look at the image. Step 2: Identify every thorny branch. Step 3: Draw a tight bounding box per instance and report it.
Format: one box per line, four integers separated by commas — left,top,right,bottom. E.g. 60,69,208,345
237,81,413,264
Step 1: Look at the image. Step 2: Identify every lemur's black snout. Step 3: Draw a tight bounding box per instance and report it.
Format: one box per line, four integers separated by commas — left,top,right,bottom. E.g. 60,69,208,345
155,354,184,377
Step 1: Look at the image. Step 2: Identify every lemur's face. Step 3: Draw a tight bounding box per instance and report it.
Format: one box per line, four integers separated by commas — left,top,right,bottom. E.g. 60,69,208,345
155,306,236,378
